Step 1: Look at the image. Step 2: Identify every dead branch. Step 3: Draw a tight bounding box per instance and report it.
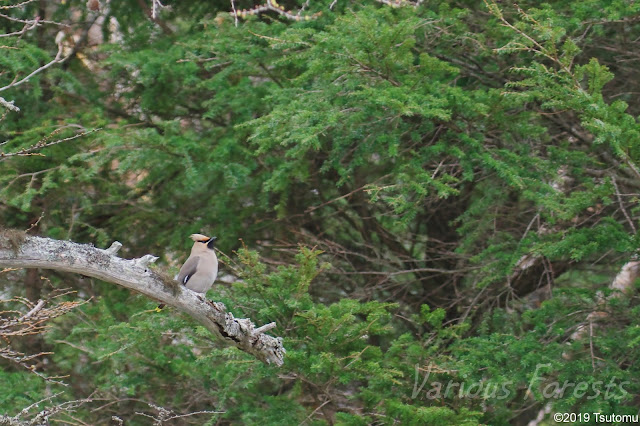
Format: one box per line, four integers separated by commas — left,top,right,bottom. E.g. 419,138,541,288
0,392,93,426
0,289,84,383
233,0,321,22
0,128,100,161
0,232,286,366
135,403,222,425
0,42,69,95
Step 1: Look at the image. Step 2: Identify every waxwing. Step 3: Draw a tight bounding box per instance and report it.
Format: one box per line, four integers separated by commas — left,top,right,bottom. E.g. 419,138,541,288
157,233,218,310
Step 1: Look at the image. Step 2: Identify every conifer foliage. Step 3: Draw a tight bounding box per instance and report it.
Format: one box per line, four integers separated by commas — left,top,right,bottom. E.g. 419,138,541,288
1,0,639,424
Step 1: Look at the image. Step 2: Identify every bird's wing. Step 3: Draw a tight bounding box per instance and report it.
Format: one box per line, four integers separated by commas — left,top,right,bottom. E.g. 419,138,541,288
176,256,200,285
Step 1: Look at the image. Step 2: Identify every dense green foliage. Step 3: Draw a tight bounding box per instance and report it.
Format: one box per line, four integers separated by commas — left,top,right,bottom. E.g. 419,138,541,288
1,0,639,424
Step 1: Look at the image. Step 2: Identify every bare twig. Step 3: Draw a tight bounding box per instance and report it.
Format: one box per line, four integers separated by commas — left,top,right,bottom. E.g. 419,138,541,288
299,400,331,425
0,286,85,384
373,0,418,7
612,177,637,233
0,128,101,160
0,43,69,94
17,299,45,322
25,211,45,233
0,0,39,10
234,0,321,22
135,402,222,425
0,19,38,38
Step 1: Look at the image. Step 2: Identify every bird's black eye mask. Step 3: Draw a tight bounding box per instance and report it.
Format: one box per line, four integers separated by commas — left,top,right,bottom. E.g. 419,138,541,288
206,237,217,250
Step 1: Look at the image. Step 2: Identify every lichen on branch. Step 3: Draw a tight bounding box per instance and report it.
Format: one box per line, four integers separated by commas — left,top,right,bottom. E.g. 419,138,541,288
0,231,285,366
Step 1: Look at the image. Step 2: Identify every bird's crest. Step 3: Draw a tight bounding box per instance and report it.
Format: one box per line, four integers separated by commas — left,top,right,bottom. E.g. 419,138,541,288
190,233,211,242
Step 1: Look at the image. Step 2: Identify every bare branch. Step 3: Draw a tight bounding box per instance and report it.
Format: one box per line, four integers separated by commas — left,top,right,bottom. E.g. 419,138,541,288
135,402,222,425
0,393,93,426
0,128,100,161
0,288,84,383
234,0,321,22
0,42,69,94
0,19,38,38
0,0,39,10
613,177,638,234
17,299,45,322
0,10,67,26
373,0,419,7
0,232,286,366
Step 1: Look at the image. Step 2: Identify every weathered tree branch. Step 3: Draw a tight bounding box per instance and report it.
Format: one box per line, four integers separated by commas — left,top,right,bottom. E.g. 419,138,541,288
0,232,286,366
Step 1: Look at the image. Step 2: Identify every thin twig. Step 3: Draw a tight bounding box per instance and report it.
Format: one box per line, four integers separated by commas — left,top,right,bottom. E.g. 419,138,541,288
589,320,595,371
299,400,331,426
0,0,39,10
18,300,45,322
612,177,637,233
0,128,101,160
0,43,69,94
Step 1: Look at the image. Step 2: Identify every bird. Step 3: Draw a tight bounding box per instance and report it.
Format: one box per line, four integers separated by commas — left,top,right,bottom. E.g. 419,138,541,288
156,233,218,311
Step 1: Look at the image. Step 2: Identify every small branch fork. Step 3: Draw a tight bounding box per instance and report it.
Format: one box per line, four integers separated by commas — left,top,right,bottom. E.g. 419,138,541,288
0,1,72,113
0,233,286,366
232,0,321,22
0,41,68,96
0,392,93,426
0,288,84,384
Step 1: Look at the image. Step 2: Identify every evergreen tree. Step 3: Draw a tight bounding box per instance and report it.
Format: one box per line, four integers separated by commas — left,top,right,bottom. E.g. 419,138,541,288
1,0,638,424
